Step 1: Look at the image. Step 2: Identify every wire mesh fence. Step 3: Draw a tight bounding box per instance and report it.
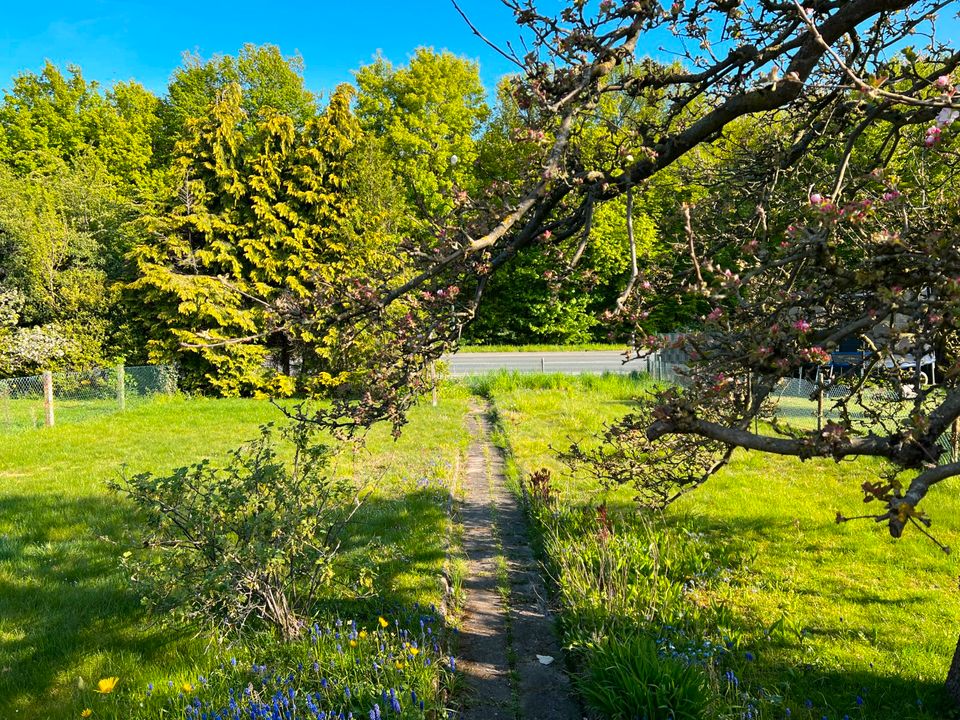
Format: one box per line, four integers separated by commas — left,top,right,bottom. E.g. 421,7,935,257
0,365,177,433
648,355,960,466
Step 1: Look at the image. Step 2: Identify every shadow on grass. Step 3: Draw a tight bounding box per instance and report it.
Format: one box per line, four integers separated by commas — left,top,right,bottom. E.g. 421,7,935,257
736,658,957,719
0,493,190,716
312,487,450,621
0,485,454,717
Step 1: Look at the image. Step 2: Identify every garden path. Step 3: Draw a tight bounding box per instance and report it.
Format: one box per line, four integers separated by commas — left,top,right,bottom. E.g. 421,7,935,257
456,403,580,719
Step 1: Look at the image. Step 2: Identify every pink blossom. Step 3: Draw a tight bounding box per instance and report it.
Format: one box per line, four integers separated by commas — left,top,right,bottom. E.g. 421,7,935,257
542,230,552,240
882,190,900,202
936,75,952,89
809,193,823,205
799,346,831,364
706,307,724,322
792,319,811,332
936,108,959,128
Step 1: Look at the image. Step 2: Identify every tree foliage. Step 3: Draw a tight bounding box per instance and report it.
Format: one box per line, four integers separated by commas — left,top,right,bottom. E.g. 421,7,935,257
159,44,317,159
355,49,489,223
129,83,403,394
241,0,960,548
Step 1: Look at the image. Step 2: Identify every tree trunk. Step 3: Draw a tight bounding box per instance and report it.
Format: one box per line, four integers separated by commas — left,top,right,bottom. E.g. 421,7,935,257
281,338,291,376
946,634,960,707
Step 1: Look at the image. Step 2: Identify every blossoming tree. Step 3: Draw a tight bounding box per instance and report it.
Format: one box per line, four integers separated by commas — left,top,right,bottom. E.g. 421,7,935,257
163,0,960,694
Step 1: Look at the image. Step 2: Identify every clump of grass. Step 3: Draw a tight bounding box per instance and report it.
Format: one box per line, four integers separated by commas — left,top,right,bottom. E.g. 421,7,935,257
520,470,734,718
578,634,712,720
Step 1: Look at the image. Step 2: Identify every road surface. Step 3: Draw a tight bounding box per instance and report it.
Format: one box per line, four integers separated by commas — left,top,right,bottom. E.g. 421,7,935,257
445,350,648,376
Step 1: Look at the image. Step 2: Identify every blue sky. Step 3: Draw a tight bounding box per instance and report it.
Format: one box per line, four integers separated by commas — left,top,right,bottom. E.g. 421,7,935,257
0,1,534,97
1,2,957,98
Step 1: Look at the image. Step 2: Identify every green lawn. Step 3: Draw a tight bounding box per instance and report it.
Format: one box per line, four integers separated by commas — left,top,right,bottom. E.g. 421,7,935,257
6,373,960,718
0,396,165,433
484,372,960,719
0,391,470,719
457,343,629,353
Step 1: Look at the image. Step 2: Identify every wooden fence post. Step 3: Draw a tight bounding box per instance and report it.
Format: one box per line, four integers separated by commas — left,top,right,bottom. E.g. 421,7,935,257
116,365,126,411
816,386,824,433
42,371,54,428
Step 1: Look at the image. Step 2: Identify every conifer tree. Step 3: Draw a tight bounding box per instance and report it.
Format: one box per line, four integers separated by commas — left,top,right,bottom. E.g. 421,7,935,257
130,84,398,394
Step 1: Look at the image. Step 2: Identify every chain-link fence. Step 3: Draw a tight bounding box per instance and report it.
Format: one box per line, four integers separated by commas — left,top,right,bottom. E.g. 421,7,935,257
648,355,960,466
0,365,177,433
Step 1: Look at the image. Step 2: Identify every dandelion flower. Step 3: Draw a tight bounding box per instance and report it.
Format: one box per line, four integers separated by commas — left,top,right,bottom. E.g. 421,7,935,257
378,617,389,628
95,677,118,694
350,640,358,647
409,647,419,656
359,630,368,639
81,710,92,718
182,682,193,693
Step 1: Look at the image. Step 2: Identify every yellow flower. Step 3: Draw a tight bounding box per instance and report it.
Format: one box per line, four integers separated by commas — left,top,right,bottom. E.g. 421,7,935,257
359,630,368,639
395,660,405,669
349,639,357,647
182,682,193,693
81,710,92,718
95,677,118,694
409,647,420,656
378,616,389,628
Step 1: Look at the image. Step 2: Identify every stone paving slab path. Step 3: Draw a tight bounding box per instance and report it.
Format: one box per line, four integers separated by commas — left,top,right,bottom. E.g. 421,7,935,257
456,403,580,720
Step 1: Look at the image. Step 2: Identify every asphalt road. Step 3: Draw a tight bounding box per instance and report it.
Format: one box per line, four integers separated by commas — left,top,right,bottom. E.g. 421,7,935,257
444,350,647,376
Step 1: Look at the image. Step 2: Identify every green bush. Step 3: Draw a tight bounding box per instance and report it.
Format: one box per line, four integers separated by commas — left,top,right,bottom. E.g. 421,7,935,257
579,634,712,720
112,422,364,638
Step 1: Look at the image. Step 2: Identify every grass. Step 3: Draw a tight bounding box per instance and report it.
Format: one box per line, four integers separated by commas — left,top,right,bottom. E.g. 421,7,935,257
482,372,960,719
0,390,471,719
8,370,960,718
456,343,628,353
0,396,162,433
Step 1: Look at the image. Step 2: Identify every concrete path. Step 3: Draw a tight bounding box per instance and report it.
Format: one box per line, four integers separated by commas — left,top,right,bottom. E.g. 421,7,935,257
456,403,580,720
